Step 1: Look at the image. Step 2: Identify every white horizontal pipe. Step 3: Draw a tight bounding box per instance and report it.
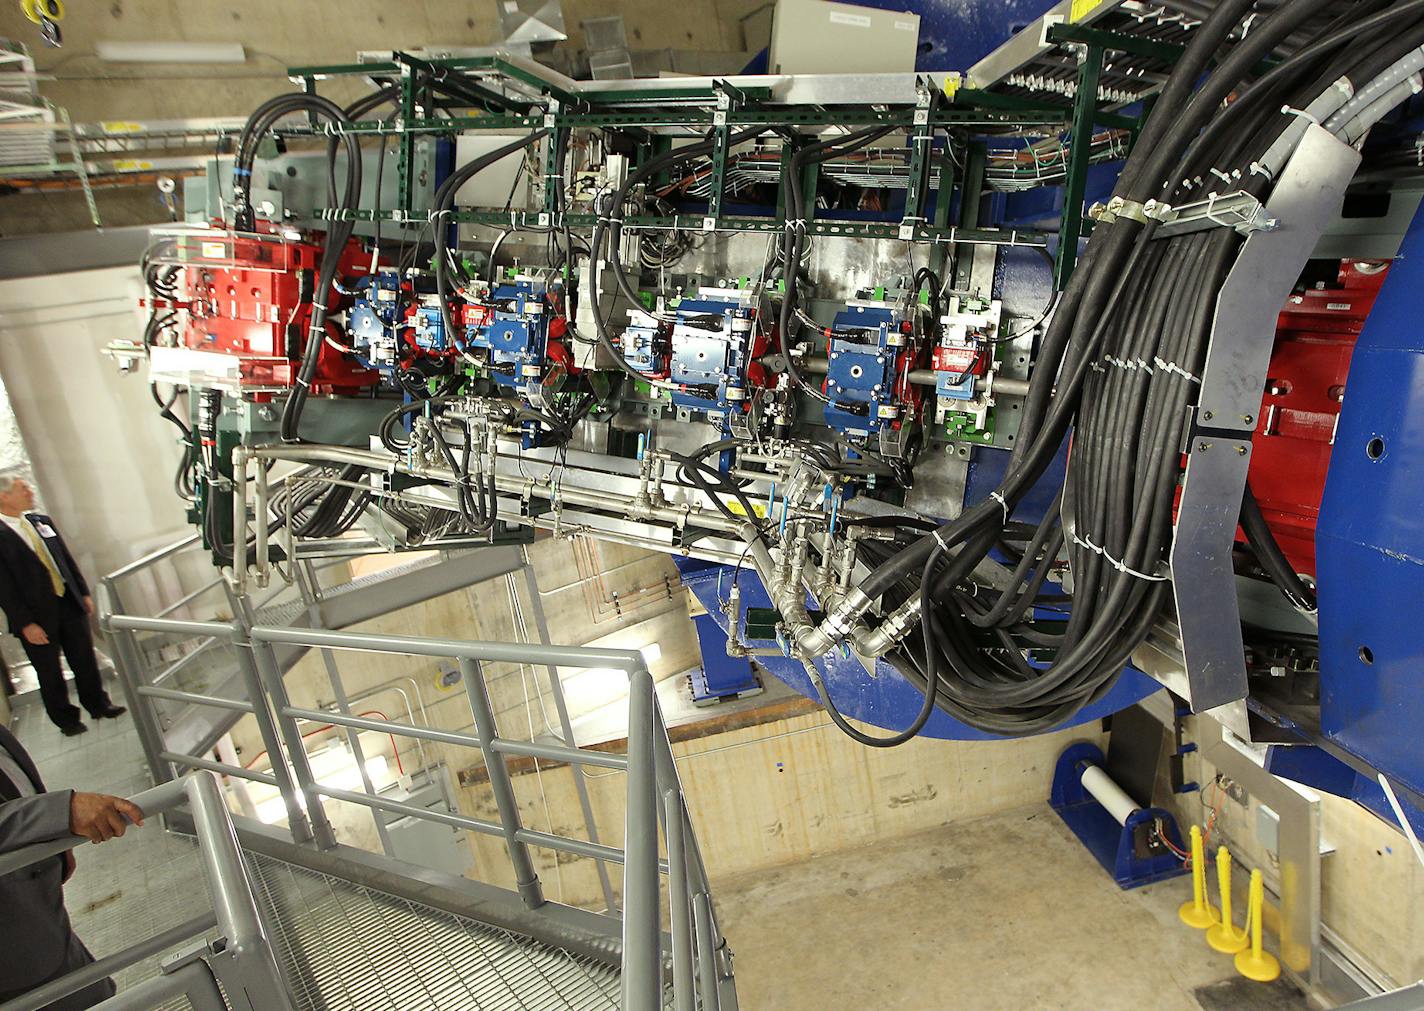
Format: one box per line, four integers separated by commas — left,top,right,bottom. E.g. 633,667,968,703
1080,763,1138,826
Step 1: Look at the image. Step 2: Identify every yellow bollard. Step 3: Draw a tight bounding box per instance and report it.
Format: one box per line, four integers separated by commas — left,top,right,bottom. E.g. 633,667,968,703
1178,824,1220,929
1234,869,1282,982
1205,846,1249,953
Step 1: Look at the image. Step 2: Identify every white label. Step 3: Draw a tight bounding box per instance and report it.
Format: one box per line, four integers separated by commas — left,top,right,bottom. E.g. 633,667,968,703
829,10,872,28
201,241,226,260
1326,302,1351,311
893,19,916,31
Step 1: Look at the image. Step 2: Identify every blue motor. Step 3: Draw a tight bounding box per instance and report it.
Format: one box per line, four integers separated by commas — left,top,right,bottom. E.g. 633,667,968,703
469,276,558,404
345,270,404,369
823,301,911,442
666,288,765,437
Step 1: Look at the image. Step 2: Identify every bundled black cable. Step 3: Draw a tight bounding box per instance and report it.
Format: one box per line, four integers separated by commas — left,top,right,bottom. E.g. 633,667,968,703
834,0,1424,740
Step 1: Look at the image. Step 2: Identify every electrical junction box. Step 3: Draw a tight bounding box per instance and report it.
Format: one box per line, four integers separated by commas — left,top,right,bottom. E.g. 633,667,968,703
768,0,919,75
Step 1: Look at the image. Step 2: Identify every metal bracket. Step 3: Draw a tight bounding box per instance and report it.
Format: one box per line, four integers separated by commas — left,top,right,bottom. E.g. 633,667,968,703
1165,124,1361,713
1147,190,1278,238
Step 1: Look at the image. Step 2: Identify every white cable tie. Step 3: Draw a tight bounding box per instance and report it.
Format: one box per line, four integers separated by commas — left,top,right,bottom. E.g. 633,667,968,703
988,491,1010,524
1153,357,1201,383
1137,357,1154,374
1209,168,1233,185
1204,192,1236,230
295,377,312,389
1248,161,1272,180
931,529,951,554
311,300,328,312
1281,104,1320,126
1072,533,1169,582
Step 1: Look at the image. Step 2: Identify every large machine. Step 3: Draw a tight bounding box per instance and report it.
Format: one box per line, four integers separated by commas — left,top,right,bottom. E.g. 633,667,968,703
109,1,1424,837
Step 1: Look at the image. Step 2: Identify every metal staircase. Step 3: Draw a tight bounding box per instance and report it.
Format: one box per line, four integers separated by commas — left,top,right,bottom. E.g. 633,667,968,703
108,537,529,761
33,532,739,1010
248,853,625,1011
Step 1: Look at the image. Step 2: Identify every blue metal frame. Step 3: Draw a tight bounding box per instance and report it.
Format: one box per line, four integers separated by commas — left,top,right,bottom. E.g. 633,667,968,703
1315,200,1424,816
677,559,1160,740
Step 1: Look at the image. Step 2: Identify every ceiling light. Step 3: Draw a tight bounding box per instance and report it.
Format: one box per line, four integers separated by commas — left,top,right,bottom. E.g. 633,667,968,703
95,41,246,64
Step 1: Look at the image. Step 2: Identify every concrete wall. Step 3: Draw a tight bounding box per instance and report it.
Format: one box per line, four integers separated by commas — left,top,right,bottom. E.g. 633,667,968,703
0,0,767,123
0,266,190,587
456,712,1104,911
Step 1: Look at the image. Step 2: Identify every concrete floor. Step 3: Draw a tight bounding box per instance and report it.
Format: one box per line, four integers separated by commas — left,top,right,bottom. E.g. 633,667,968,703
715,805,1309,1011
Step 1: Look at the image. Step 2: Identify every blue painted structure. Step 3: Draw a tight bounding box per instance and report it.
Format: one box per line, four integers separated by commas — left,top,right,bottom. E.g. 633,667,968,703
1311,198,1424,828
677,557,1160,742
687,612,763,703
1049,742,1188,889
1265,745,1424,840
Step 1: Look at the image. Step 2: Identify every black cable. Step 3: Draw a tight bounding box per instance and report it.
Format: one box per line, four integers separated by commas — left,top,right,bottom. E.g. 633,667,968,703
1240,484,1317,613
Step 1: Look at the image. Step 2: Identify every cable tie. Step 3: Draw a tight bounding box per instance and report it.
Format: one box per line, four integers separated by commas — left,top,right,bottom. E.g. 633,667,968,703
295,377,311,389
930,528,951,554
988,490,1010,524
1281,104,1320,126
311,300,328,312
232,167,251,178
1248,161,1272,180
1204,191,1236,230
1153,357,1201,383
1072,532,1169,582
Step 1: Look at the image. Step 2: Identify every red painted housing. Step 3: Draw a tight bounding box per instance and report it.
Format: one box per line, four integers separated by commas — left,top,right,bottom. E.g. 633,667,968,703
1244,259,1391,577
177,226,377,394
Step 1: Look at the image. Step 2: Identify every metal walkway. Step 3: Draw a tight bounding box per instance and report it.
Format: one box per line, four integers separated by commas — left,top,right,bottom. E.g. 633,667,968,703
248,854,623,1011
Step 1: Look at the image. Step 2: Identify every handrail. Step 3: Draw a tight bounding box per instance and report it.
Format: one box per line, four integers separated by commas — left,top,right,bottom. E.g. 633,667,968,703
249,623,646,670
0,772,293,1011
102,532,202,583
97,603,731,1008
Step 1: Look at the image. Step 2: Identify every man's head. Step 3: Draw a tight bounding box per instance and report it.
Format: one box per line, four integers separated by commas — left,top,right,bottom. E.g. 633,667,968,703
0,474,36,516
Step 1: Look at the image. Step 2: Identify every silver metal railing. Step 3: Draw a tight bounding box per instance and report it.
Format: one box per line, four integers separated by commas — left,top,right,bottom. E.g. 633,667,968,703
0,772,293,1011
99,536,737,1009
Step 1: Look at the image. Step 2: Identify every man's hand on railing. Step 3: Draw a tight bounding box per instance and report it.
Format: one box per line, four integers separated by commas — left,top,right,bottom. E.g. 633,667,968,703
69,792,145,843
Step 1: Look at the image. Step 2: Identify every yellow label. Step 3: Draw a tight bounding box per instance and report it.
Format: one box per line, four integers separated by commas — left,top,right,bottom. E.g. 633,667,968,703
100,121,145,135
942,72,962,100
112,159,154,172
1071,0,1108,21
726,500,769,519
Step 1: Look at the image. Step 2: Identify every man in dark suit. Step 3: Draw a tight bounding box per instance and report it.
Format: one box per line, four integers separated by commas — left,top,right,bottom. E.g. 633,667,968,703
0,476,125,734
0,723,146,1008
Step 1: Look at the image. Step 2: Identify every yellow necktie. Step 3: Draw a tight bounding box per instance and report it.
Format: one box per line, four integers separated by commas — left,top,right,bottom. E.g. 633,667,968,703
22,519,65,597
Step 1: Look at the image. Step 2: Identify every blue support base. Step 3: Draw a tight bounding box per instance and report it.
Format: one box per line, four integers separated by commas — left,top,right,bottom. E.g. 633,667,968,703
1049,743,1188,890
687,612,764,706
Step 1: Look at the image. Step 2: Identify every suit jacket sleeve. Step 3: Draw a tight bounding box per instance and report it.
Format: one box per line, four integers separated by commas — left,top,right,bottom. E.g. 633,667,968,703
0,791,72,853
0,545,36,632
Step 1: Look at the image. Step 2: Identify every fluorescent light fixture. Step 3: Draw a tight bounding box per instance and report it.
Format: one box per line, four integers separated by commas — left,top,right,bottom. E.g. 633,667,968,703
639,643,662,665
96,41,246,64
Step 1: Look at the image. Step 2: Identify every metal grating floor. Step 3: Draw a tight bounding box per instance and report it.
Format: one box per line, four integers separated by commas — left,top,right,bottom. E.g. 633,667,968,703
246,854,623,1011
